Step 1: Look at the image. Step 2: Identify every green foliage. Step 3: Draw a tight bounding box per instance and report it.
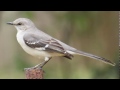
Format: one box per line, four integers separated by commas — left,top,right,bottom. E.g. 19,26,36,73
19,11,34,19
14,53,31,71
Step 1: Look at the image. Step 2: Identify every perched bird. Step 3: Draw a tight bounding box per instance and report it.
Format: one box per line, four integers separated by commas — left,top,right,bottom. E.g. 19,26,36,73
7,18,115,68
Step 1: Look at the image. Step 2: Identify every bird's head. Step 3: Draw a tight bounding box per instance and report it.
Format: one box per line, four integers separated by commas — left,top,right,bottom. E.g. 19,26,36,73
7,18,35,31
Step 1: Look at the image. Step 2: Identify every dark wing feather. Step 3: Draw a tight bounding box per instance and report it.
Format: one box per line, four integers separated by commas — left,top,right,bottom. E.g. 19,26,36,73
23,34,73,59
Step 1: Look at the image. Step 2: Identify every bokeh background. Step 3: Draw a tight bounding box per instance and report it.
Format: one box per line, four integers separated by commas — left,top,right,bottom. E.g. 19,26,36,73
0,11,118,79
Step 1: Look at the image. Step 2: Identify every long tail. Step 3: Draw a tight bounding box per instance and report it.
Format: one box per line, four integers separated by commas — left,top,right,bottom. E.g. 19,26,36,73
67,50,115,66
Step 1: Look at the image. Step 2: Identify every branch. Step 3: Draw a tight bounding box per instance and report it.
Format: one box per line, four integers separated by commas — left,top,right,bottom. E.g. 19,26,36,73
24,67,44,79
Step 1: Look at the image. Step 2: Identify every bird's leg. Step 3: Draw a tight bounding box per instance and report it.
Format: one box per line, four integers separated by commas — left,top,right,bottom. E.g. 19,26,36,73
24,57,51,70
33,57,52,69
33,44,51,68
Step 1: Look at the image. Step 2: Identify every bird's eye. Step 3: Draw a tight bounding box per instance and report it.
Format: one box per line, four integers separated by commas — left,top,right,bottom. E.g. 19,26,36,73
17,22,22,25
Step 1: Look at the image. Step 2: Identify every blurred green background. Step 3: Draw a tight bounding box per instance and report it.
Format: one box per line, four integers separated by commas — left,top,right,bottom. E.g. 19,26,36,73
0,11,118,79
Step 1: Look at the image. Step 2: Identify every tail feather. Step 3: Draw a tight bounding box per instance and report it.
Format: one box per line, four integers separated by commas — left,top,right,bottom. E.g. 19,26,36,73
67,50,115,66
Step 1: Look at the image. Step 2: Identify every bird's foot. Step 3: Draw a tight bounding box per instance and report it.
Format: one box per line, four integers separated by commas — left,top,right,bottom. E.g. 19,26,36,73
25,61,48,70
24,57,51,70
24,64,42,70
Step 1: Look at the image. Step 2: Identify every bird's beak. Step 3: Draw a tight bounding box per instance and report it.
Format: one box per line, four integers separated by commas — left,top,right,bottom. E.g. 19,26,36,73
7,22,14,25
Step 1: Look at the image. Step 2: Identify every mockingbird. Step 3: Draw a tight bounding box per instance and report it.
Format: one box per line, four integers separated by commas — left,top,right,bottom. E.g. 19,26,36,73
7,18,115,68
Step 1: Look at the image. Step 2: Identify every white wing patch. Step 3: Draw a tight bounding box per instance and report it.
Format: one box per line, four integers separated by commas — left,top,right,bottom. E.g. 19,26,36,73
35,44,49,51
26,41,36,45
45,44,49,48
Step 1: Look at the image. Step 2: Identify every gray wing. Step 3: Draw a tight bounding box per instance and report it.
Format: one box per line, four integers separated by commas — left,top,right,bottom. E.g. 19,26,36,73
23,33,73,59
